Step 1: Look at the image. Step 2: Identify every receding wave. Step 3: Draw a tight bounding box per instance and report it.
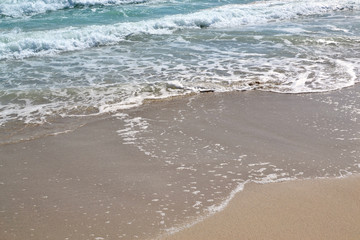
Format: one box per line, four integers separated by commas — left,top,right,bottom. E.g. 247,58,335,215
0,0,149,18
1,0,359,60
1,51,359,127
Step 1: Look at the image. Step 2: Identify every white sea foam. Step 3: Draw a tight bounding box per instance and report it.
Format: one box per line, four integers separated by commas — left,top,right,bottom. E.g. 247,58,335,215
0,81,190,126
168,0,360,29
164,180,248,237
1,0,359,127
1,0,359,59
1,49,359,126
0,0,149,18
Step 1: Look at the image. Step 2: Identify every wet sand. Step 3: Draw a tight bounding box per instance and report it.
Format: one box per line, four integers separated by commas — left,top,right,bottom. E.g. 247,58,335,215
162,176,360,240
1,85,359,239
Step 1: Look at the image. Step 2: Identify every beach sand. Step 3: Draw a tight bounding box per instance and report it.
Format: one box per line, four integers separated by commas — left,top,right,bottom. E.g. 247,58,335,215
1,85,359,239
162,176,360,240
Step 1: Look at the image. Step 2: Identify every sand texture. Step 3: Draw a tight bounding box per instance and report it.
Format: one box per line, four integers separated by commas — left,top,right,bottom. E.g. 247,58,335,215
162,176,360,240
1,85,359,240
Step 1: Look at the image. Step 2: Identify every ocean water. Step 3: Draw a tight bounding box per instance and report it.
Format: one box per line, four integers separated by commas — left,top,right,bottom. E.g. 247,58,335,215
1,0,360,136
1,2,360,239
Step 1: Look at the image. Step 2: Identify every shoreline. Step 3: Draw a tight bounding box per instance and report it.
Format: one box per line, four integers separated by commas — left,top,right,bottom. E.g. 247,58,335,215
1,83,358,146
161,174,360,240
1,85,359,240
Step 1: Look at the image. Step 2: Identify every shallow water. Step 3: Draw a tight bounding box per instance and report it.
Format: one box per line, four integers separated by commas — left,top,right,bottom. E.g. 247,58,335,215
0,87,359,240
1,0,360,135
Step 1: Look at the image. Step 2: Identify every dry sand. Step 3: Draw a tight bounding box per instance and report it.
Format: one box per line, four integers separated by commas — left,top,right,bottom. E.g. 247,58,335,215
162,176,360,240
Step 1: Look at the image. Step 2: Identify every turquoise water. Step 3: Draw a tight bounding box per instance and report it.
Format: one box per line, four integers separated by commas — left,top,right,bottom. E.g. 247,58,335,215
0,0,360,127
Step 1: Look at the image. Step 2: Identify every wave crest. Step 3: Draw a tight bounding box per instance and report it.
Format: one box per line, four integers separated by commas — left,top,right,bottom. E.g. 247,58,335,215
0,0,148,18
1,0,359,60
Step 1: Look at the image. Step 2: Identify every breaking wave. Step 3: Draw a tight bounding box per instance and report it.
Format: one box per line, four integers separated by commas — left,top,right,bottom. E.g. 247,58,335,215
1,0,359,60
0,0,149,18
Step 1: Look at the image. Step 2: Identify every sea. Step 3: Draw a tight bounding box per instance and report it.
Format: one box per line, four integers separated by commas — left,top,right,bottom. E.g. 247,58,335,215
0,0,360,239
1,0,360,142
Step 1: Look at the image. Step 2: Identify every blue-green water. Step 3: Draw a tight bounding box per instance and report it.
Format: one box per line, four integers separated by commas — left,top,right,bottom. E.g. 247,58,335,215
0,0,360,127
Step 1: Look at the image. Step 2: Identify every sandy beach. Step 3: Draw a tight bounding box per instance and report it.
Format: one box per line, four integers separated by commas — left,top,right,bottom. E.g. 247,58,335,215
162,176,360,240
1,85,359,240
